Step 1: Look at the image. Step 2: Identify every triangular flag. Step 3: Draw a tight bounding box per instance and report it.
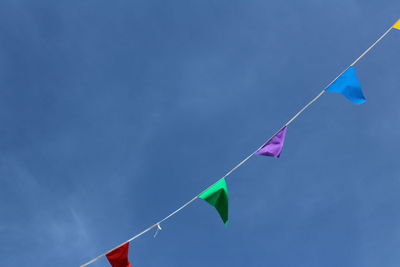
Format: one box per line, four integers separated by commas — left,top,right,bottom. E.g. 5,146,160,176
393,19,400,30
199,178,229,225
256,126,287,158
106,243,132,267
326,66,366,104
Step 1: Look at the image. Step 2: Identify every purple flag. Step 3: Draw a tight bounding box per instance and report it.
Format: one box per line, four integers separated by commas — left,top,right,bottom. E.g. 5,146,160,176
256,127,287,158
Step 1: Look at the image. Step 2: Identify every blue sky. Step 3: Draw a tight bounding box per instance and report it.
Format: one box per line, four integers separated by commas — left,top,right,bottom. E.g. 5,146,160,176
0,1,400,266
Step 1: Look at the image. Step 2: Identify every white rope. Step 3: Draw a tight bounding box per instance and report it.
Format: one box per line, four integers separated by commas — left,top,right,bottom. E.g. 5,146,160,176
80,21,394,267
283,66,348,127
284,90,326,127
351,26,393,66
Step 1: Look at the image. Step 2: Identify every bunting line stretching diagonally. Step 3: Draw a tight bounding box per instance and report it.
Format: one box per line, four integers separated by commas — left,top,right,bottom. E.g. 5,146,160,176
81,19,400,267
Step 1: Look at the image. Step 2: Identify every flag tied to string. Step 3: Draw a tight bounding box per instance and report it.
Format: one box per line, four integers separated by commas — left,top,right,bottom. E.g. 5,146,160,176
326,66,366,104
256,127,287,158
199,178,229,225
393,19,400,30
106,242,132,267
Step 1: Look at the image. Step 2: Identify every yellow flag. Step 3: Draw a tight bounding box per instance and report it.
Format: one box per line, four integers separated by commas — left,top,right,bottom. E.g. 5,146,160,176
393,19,400,30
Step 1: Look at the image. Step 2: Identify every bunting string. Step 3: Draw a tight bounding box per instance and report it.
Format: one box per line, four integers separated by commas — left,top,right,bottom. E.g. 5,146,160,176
81,19,399,267
350,25,394,67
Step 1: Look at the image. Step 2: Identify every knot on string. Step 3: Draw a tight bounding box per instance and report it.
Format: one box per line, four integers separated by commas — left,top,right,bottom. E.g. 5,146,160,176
153,224,162,238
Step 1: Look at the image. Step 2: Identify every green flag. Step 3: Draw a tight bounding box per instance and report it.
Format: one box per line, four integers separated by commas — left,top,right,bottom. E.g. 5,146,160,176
199,178,229,225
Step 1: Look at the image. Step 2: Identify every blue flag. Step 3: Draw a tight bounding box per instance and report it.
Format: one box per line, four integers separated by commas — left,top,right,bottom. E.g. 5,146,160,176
326,67,366,104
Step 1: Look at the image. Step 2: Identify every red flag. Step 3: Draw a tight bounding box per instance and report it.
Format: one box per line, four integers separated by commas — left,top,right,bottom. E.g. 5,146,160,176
106,242,132,267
